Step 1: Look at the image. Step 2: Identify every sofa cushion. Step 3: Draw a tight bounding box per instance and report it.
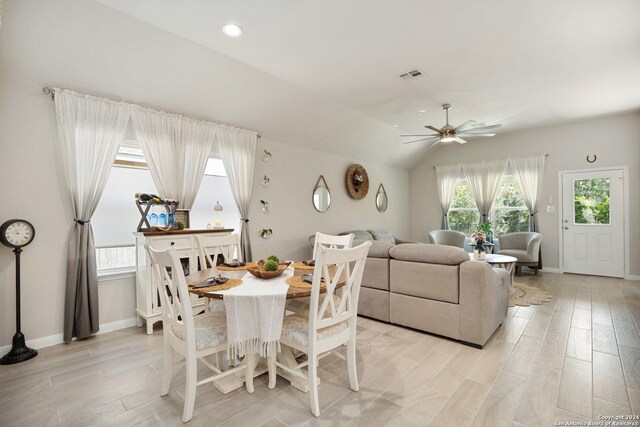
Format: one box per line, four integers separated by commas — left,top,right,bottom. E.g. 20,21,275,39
390,243,469,265
340,230,373,241
390,259,459,304
364,240,393,259
362,256,389,290
498,249,534,262
369,229,396,244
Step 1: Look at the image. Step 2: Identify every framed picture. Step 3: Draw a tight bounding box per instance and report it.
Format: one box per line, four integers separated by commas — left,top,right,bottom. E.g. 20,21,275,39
174,209,190,229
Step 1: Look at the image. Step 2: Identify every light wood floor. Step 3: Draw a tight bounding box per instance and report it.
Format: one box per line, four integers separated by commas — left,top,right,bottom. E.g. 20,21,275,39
2,272,640,426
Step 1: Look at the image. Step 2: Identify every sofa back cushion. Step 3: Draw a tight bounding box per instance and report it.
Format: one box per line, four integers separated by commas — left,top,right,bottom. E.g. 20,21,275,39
390,259,459,304
369,229,396,244
340,230,373,241
364,240,393,258
390,243,469,265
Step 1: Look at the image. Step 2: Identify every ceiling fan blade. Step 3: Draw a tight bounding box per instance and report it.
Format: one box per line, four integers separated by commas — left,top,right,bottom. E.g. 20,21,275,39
460,124,502,133
454,137,468,144
454,120,477,132
425,125,442,133
403,136,440,145
459,133,496,137
400,134,440,137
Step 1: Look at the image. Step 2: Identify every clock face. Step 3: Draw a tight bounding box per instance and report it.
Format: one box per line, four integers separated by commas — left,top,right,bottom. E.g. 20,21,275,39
1,220,35,248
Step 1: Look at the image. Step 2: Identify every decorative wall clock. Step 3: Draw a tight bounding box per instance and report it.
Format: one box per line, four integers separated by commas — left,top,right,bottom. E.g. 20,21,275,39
346,164,369,200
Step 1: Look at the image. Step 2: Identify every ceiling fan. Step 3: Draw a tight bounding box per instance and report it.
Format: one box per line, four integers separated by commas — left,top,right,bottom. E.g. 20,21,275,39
402,104,501,147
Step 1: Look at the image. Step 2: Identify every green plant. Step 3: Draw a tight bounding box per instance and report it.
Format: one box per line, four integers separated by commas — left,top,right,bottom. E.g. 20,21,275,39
176,221,185,230
263,259,279,271
478,222,493,235
267,255,280,263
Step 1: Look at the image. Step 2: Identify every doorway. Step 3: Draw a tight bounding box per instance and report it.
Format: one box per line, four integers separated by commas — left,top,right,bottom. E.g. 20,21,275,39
560,168,626,278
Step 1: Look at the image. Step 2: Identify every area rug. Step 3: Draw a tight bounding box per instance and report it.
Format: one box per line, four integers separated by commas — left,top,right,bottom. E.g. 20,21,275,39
509,283,552,307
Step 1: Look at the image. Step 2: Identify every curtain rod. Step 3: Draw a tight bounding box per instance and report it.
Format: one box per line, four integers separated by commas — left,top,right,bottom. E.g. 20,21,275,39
42,87,261,138
432,153,548,169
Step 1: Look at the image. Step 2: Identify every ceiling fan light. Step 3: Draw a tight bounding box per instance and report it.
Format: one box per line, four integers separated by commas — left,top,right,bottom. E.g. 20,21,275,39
440,136,455,142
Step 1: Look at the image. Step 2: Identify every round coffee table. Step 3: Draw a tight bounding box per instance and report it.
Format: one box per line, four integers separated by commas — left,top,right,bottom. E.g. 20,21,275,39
468,253,518,294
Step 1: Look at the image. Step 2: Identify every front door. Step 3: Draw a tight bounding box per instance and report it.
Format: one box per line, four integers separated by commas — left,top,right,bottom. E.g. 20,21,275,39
561,169,624,277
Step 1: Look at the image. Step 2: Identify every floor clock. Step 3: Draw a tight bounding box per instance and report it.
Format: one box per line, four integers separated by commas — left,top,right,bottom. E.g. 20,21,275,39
0,219,38,365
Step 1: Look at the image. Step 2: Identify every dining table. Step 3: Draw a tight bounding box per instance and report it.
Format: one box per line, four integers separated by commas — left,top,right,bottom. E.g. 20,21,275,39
186,263,343,395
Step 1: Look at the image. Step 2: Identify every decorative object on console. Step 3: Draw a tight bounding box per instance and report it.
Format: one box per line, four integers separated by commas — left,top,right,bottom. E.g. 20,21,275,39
375,183,388,212
213,201,224,228
261,175,270,187
0,219,38,365
346,164,369,200
261,149,272,162
471,231,487,259
174,209,190,230
260,200,270,214
259,228,273,239
312,175,331,213
135,193,180,232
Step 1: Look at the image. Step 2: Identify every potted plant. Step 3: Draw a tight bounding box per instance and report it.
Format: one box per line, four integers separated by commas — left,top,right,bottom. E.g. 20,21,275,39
478,222,493,244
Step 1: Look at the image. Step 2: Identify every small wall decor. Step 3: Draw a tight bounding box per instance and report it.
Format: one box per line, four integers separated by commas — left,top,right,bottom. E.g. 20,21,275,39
346,164,369,200
260,200,270,213
259,228,273,239
312,175,331,213
174,209,190,229
586,154,597,163
261,175,270,187
261,149,272,162
375,183,388,212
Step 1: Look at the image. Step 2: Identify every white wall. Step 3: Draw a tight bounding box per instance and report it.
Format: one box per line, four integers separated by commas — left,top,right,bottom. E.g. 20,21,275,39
250,138,410,262
0,1,409,347
409,112,640,275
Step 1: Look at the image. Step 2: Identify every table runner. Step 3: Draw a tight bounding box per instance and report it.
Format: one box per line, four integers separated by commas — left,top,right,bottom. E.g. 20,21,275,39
217,267,292,357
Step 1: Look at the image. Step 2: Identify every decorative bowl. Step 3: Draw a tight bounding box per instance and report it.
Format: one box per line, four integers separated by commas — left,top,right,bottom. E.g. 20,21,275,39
247,260,292,279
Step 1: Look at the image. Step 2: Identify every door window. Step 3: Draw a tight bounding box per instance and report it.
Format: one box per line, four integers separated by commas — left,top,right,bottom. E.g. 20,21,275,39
573,178,610,225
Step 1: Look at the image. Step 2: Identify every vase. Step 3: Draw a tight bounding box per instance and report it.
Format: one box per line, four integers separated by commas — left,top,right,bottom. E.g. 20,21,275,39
474,241,486,260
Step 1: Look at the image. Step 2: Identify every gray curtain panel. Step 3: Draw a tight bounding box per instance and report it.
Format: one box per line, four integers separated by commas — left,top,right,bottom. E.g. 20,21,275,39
54,89,130,342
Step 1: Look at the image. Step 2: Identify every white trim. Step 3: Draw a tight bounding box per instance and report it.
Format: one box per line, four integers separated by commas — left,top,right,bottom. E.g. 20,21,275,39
98,267,136,282
558,166,629,279
540,267,562,274
0,317,138,354
626,275,640,282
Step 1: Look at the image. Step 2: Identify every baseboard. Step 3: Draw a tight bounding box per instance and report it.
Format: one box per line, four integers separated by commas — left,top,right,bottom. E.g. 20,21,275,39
540,267,562,274
626,274,640,282
0,316,138,355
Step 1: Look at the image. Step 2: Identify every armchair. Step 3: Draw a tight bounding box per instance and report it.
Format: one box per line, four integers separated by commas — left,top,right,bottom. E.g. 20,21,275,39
497,232,543,275
428,230,466,248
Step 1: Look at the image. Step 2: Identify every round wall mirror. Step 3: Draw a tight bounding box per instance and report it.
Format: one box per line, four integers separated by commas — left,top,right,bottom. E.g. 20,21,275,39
376,183,388,212
312,175,331,213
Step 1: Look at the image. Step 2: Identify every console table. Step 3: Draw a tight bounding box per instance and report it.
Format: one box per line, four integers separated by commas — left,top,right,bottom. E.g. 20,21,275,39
134,228,234,334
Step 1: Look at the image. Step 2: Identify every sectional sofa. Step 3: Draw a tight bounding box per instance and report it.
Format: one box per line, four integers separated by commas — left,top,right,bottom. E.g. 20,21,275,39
337,230,510,348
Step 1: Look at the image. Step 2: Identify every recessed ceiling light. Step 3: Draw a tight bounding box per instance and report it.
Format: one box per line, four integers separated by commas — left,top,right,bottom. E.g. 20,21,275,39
222,24,243,37
419,110,426,113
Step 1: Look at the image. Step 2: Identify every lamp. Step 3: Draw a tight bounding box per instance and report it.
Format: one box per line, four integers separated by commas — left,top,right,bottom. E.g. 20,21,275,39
213,201,224,228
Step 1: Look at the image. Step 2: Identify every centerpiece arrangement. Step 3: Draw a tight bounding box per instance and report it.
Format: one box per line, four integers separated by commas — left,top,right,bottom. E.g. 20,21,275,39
247,254,291,279
471,230,487,260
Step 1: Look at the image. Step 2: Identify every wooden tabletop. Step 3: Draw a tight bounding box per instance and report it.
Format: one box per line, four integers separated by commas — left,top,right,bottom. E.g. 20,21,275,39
136,228,234,236
187,267,345,300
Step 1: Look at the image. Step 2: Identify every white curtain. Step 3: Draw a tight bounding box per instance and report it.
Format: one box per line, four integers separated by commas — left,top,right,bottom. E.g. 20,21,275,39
435,164,462,229
510,154,545,231
130,108,216,209
462,158,508,224
54,89,130,342
217,127,258,261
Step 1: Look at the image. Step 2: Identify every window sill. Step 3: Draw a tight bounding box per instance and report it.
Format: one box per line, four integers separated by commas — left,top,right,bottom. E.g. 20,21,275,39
97,267,136,282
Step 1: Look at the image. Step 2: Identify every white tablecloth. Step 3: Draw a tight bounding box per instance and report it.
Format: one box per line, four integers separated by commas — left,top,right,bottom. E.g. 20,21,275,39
214,267,291,357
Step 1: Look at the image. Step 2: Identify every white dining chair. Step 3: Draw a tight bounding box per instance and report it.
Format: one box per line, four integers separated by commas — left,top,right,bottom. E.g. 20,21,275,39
145,245,253,423
195,233,242,269
270,241,371,417
287,232,354,313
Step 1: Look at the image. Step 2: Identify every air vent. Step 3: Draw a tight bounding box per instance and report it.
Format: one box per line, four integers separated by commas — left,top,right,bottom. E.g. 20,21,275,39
398,68,424,81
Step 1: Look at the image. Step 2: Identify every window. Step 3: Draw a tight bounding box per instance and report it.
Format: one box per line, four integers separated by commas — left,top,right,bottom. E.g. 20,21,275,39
573,178,610,225
448,181,481,236
93,145,239,273
448,176,529,237
492,178,530,236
